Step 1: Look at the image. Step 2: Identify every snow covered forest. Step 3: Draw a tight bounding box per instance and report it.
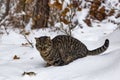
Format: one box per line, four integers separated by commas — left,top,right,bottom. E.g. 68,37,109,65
0,0,120,80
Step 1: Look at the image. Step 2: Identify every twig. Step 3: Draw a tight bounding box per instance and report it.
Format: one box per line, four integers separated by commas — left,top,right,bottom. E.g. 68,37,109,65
23,33,34,48
3,26,9,35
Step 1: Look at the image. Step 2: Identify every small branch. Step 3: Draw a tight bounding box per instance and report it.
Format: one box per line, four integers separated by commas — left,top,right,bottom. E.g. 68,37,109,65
23,33,34,48
20,20,34,48
3,26,9,35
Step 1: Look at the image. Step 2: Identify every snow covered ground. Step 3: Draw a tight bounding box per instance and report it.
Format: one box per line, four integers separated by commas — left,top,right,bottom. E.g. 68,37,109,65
0,0,120,80
0,26,120,80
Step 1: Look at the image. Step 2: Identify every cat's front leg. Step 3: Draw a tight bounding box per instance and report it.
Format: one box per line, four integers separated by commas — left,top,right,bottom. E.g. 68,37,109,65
45,63,51,67
53,60,65,66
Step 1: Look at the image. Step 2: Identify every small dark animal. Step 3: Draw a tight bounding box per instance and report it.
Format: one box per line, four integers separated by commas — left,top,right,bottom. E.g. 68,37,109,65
35,35,109,66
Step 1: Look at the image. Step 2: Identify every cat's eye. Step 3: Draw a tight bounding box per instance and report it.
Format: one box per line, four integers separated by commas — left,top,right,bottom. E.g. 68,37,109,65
38,45,42,47
44,44,48,47
48,44,51,46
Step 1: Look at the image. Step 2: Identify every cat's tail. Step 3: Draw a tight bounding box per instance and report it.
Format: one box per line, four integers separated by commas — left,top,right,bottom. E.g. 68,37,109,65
87,39,109,55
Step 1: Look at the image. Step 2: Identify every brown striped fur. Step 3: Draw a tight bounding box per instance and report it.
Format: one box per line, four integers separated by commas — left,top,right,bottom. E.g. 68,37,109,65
35,35,109,66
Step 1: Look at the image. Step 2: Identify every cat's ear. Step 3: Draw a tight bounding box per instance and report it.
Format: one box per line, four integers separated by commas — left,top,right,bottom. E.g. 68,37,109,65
35,37,39,41
47,37,51,40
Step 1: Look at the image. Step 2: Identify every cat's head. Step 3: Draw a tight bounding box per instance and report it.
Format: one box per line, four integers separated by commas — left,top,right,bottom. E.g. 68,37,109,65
35,36,52,53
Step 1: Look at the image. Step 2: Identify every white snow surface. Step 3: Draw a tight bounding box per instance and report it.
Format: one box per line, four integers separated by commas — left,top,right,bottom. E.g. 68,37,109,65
0,0,120,79
0,26,120,80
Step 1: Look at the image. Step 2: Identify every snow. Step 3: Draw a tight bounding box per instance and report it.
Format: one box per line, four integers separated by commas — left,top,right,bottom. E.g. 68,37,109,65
0,0,120,80
0,26,120,80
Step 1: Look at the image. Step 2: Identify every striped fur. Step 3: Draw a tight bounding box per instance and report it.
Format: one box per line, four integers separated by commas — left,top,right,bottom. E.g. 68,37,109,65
35,35,109,66
88,39,109,55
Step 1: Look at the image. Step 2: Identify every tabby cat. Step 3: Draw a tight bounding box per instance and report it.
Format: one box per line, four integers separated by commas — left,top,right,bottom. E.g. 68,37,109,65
35,35,109,66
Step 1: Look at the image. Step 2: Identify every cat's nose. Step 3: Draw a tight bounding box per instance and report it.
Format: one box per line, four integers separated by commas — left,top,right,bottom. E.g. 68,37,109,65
42,47,46,50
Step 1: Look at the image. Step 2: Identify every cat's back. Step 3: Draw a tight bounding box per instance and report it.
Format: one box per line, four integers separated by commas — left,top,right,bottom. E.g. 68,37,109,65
52,35,78,43
52,35,85,48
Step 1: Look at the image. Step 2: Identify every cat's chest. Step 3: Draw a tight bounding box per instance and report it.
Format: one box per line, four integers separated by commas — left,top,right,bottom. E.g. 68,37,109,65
40,51,53,61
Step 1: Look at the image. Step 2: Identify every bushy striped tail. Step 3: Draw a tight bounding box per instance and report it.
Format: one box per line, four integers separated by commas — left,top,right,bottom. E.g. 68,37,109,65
87,39,109,55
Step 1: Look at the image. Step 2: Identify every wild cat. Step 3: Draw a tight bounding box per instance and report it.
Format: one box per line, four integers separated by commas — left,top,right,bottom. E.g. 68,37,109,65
35,35,109,66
